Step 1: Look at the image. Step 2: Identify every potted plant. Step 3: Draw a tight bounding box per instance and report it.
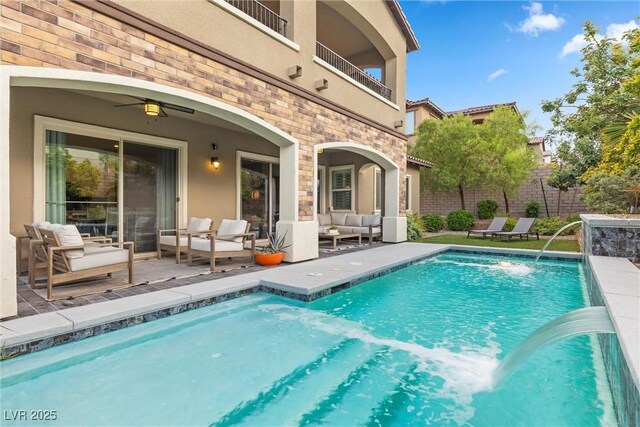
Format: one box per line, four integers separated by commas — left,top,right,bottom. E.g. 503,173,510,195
327,224,339,235
255,231,290,266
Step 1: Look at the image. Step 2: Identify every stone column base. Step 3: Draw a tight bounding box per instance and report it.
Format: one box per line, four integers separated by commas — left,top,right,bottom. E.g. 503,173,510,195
1,233,17,319
382,216,407,243
276,221,319,263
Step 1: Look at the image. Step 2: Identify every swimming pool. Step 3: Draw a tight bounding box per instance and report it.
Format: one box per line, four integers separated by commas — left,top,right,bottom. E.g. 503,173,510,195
0,252,616,426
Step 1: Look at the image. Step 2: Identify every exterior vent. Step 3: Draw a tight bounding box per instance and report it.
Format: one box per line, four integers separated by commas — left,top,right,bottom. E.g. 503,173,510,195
288,65,302,79
394,120,404,128
315,79,329,91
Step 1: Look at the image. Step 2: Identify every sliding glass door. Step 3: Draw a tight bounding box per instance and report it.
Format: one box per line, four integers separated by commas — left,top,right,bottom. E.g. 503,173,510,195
123,142,177,253
240,155,279,238
44,126,181,255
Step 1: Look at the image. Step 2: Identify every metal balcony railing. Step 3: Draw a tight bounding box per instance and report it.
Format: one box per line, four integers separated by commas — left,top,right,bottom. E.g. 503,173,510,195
224,0,287,37
316,42,392,101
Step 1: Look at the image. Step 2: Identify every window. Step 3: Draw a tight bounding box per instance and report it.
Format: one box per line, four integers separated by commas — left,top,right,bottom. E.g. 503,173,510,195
405,110,416,135
330,166,354,211
405,174,412,212
374,168,382,212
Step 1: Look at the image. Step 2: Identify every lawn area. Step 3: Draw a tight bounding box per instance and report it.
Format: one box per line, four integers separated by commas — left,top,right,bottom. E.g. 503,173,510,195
417,233,580,252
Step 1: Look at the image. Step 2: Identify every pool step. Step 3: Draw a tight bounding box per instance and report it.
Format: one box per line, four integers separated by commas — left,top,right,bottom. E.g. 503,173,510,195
215,338,379,426
304,350,416,426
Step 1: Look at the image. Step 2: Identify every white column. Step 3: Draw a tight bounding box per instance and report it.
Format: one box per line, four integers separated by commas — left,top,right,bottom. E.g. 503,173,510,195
382,167,407,242
277,143,318,262
0,68,17,319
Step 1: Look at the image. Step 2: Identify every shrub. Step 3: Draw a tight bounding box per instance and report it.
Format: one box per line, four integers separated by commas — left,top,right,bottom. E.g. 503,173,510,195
406,212,426,241
524,200,541,218
566,214,582,224
446,210,475,231
581,165,640,214
532,217,579,236
423,214,445,232
476,200,498,219
503,217,517,232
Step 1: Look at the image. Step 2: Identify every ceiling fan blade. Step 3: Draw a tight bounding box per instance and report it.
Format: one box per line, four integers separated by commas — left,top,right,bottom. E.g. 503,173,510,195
113,102,144,107
159,102,195,114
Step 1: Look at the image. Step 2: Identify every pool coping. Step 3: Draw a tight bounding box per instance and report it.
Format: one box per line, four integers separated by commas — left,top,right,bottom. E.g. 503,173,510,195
0,243,585,357
587,255,640,390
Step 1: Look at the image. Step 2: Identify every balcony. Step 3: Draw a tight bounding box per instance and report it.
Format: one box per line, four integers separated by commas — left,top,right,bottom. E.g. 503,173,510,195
316,42,392,102
224,0,287,36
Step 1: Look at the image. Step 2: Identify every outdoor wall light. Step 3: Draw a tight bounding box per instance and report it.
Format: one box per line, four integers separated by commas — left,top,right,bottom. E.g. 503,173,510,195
315,79,329,91
211,143,221,170
144,101,161,116
288,65,302,79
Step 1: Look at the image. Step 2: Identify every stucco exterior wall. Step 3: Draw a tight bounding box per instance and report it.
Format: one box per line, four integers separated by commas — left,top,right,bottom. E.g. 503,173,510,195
113,0,406,126
0,0,407,223
420,165,588,217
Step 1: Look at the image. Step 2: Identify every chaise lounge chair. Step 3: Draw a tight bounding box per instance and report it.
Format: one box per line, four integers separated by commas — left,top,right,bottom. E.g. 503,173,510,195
187,219,256,272
467,217,508,239
491,217,539,241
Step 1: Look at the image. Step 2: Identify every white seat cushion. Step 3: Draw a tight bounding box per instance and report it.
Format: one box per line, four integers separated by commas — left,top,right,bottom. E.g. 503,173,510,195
362,215,382,227
317,214,332,226
217,219,247,243
55,225,84,259
32,220,52,230
346,215,363,226
186,217,212,234
69,247,129,271
159,235,189,247
189,237,244,253
330,213,348,226
336,226,353,233
350,226,382,234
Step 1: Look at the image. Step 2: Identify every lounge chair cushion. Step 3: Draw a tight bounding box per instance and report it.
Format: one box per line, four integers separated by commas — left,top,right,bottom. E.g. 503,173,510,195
55,225,85,259
318,214,332,226
69,247,128,271
216,219,248,243
189,237,244,252
362,215,382,227
330,213,348,226
346,215,363,226
186,217,212,235
32,220,52,230
159,235,189,247
348,226,382,234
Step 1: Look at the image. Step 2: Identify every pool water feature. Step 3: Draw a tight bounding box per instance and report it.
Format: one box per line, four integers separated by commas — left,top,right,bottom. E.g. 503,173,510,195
0,252,617,426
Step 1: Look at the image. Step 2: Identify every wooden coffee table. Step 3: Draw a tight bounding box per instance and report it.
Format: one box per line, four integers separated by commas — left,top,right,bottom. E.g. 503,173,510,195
318,232,362,249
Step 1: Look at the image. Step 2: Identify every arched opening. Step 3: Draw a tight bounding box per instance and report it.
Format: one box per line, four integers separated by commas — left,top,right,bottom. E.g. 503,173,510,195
0,66,310,318
313,142,407,243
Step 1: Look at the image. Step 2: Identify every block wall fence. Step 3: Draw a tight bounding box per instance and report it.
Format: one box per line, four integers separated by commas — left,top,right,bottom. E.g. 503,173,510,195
420,165,588,217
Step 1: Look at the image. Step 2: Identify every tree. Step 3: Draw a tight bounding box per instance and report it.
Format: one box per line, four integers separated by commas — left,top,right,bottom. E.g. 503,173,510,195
411,115,489,210
581,165,640,213
547,165,577,216
480,106,536,213
542,21,639,182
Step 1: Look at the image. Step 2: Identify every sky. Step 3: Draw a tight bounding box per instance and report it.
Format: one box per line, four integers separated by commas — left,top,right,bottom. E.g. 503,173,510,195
399,0,640,136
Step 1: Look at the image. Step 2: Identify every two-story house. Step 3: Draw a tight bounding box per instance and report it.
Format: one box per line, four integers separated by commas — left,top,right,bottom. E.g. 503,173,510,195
0,0,419,318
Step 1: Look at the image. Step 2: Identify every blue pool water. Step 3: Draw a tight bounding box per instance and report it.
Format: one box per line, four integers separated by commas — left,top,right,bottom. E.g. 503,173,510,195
0,253,616,426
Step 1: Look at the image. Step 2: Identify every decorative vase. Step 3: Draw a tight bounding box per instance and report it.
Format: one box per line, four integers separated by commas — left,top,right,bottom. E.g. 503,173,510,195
255,252,285,266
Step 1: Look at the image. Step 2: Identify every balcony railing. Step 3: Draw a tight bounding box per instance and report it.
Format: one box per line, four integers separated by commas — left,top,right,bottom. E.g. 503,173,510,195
224,0,287,37
316,42,392,101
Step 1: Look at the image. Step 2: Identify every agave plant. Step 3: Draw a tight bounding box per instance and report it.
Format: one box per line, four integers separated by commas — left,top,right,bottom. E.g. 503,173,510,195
258,230,291,254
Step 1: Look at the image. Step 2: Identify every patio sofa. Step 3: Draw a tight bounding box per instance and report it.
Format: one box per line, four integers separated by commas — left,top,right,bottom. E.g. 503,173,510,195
317,213,382,244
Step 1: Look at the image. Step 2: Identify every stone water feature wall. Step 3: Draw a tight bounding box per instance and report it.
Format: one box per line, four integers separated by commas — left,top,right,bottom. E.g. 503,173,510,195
582,214,640,426
582,214,640,263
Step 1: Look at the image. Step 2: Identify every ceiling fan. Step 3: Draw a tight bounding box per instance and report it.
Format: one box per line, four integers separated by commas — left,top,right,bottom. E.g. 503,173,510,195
113,97,195,117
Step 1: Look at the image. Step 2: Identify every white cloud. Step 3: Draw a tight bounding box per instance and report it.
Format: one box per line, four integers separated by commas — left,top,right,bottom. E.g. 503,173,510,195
488,69,508,82
606,20,639,40
560,20,639,57
517,2,566,36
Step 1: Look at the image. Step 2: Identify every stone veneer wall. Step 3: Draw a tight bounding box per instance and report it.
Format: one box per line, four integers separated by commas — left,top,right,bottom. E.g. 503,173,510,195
582,215,640,263
584,258,640,426
0,0,407,221
420,165,587,217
